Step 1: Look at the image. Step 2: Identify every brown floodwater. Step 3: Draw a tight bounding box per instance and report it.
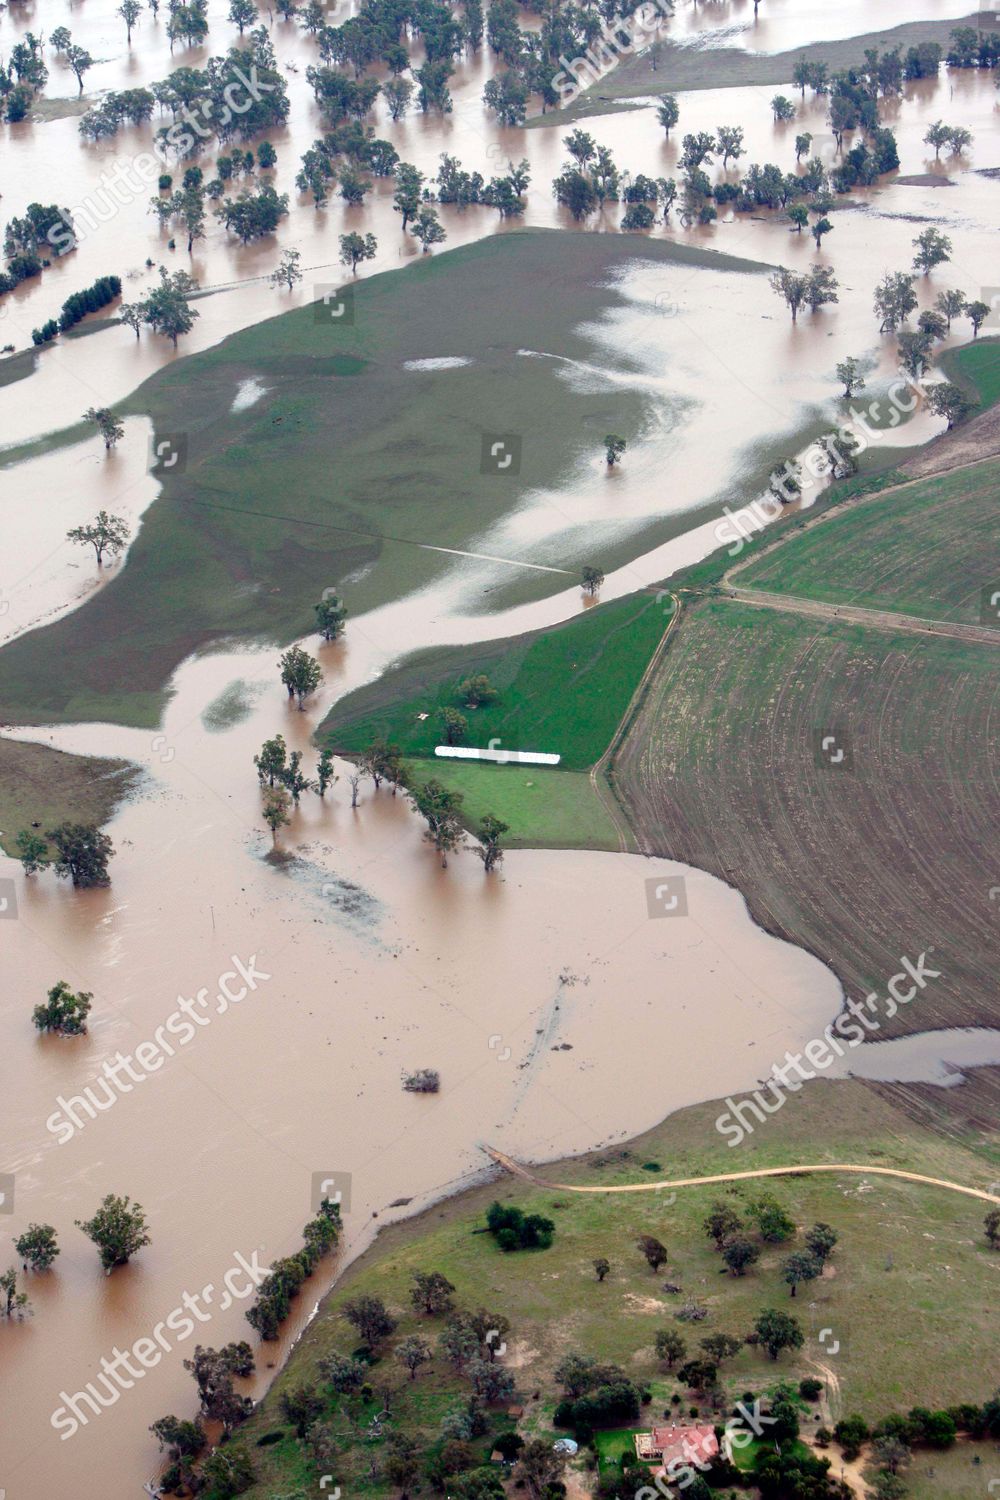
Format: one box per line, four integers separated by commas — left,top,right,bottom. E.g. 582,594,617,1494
1,0,997,1492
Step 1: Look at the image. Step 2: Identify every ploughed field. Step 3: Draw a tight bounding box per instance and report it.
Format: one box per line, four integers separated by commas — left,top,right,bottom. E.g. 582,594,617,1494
613,458,1000,1037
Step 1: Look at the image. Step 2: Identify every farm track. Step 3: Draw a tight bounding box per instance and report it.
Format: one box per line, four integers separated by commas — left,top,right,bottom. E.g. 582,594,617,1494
721,585,1000,646
483,1146,1000,1204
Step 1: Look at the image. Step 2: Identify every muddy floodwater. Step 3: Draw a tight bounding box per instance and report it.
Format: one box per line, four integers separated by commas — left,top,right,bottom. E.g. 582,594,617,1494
1,0,997,1490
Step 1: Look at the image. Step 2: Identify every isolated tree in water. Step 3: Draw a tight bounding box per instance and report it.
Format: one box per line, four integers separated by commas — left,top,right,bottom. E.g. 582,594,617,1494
33,980,93,1035
912,226,952,276
316,748,337,796
269,248,302,292
340,230,378,272
656,95,679,136
83,406,125,450
262,786,291,842
411,205,446,252
118,0,142,42
254,733,287,786
0,1267,30,1319
873,270,918,332
76,1193,151,1271
604,434,626,465
279,645,323,708
15,1223,60,1272
581,565,604,596
836,356,865,398
66,509,130,565
409,779,465,866
473,813,507,873
46,822,114,886
315,592,348,640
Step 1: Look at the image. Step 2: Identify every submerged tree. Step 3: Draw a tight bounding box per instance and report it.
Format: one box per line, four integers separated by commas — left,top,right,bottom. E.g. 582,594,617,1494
84,406,126,450
278,645,323,709
409,779,465,866
33,980,93,1035
473,813,508,873
46,823,114,887
66,510,130,566
76,1193,151,1272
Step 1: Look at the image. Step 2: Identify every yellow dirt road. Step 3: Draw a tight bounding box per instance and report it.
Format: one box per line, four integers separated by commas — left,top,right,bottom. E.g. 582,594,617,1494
483,1148,1000,1205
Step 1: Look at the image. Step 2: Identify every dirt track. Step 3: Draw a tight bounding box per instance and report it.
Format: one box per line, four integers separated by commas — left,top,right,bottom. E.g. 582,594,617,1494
484,1146,1000,1204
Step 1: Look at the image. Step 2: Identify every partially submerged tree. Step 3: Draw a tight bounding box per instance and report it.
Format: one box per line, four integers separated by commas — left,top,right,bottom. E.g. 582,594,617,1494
46,823,114,887
315,592,348,641
33,980,93,1035
604,434,626,465
409,780,465,866
269,248,303,292
76,1193,151,1271
581,565,604,596
66,510,130,566
15,1223,60,1272
262,786,291,842
279,645,323,708
84,406,126,450
836,356,865,398
473,813,507,873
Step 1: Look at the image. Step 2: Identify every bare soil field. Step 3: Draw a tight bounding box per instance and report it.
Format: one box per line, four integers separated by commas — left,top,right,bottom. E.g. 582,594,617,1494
612,598,999,1035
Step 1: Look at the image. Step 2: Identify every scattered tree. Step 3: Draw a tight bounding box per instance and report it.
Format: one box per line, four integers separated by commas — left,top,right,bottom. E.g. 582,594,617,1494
66,510,130,566
15,830,48,875
912,226,952,276
782,1250,823,1296
340,230,378,272
721,1232,760,1276
343,1293,397,1348
593,1257,611,1282
76,1193,151,1271
655,1329,686,1368
46,823,114,887
315,592,348,640
269,248,302,291
926,381,972,429
836,357,865,398
473,814,507,873
753,1307,804,1360
262,786,291,842
637,1234,668,1273
279,645,323,708
396,1334,433,1379
411,1269,456,1316
15,1224,60,1272
83,406,126,451
33,979,93,1035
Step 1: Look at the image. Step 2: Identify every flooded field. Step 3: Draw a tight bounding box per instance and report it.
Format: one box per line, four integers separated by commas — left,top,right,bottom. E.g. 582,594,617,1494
1,0,997,1490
